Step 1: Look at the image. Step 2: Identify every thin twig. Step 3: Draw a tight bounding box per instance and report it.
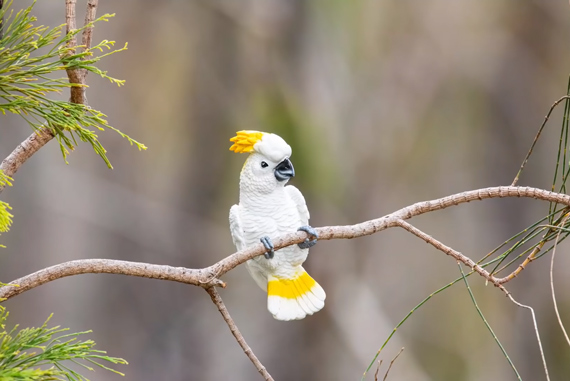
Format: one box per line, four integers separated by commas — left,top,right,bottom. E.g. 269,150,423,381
1,186,570,301
65,0,77,48
81,0,98,53
64,0,83,103
80,0,98,85
382,347,404,381
512,95,570,186
0,0,4,40
373,359,383,381
479,207,569,279
495,209,570,284
550,215,570,347
65,0,98,104
507,294,550,381
494,240,543,284
0,129,55,192
206,287,274,381
395,219,507,293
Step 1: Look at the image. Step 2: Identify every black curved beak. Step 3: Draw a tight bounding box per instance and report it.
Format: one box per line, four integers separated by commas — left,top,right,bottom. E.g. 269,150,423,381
274,158,295,181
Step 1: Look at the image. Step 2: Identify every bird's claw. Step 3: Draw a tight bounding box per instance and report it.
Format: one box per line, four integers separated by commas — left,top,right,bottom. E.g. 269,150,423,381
260,236,275,259
297,225,318,249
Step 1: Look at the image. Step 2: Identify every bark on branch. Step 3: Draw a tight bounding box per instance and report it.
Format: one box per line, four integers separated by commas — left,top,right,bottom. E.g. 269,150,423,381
1,185,568,302
0,129,55,192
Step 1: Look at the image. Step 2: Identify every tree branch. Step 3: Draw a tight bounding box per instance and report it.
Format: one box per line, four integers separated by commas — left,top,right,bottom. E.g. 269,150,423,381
206,287,275,381
65,0,77,44
81,0,98,53
0,187,566,381
0,0,4,40
394,219,509,294
1,186,569,301
1,2,561,379
0,0,99,195
0,259,225,300
64,0,84,104
65,0,97,105
0,129,55,192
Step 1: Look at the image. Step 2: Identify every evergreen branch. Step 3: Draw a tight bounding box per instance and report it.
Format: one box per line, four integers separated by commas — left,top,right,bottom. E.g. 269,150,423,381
0,306,127,380
0,0,145,192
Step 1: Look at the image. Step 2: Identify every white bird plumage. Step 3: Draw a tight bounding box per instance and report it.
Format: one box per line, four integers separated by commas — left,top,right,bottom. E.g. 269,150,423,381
229,131,326,321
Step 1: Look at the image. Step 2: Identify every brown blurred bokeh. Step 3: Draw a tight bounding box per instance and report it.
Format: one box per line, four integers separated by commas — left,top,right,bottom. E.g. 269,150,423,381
2,1,570,380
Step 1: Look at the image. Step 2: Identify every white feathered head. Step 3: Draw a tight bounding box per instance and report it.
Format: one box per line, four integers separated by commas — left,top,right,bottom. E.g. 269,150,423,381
230,130,294,194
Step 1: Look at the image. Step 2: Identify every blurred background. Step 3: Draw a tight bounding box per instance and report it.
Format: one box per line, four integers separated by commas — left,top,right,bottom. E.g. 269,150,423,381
2,0,570,380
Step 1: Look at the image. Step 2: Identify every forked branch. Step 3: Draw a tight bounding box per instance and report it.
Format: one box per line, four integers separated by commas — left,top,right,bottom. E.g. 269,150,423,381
1,185,565,381
1,185,569,302
395,219,509,294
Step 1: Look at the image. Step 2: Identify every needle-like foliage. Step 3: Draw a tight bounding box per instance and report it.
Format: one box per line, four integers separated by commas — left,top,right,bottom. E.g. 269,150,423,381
0,306,127,380
0,171,13,248
486,78,570,278
0,0,146,169
1,2,137,378
363,78,570,379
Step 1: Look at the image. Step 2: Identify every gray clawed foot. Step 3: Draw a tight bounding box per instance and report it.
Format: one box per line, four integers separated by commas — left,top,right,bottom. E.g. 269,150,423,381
260,236,275,259
297,225,318,249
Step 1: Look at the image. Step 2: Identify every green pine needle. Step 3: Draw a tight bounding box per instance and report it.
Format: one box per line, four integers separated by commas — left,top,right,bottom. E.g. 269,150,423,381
0,306,127,380
0,170,13,248
487,76,570,278
0,0,146,169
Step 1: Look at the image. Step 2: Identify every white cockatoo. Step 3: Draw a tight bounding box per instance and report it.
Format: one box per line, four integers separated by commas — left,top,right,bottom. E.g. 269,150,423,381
229,130,326,321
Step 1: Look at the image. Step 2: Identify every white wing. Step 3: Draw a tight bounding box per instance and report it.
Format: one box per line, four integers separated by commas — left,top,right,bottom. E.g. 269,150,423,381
230,204,268,290
229,204,246,250
285,185,310,225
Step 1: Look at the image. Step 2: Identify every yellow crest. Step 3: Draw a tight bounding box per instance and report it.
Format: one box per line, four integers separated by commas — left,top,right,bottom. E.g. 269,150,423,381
229,130,264,153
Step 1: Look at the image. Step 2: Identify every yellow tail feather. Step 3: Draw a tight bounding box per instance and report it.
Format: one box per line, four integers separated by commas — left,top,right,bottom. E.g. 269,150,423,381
267,270,326,321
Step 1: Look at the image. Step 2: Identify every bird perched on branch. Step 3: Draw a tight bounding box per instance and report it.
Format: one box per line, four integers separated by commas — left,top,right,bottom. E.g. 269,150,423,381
228,130,326,321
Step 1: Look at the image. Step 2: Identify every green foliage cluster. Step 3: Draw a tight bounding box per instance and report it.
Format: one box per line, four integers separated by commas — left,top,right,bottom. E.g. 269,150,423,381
0,1,141,378
0,306,127,380
0,0,146,169
0,171,13,248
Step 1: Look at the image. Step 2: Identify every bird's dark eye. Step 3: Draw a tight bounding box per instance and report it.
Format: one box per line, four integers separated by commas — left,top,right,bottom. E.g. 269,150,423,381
261,161,268,168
